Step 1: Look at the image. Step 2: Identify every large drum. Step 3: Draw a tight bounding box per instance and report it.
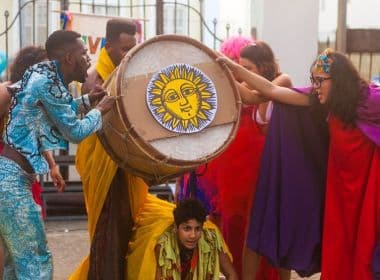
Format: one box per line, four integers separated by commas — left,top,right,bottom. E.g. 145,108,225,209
98,34,241,184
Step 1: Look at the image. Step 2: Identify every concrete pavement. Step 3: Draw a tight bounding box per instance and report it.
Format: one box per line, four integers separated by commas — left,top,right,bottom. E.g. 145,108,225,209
46,219,89,280
46,219,321,280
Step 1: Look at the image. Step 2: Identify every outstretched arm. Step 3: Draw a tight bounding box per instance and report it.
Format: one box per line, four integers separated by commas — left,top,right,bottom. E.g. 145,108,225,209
218,56,309,106
273,73,293,88
236,82,267,105
219,251,238,280
37,79,115,143
237,72,293,106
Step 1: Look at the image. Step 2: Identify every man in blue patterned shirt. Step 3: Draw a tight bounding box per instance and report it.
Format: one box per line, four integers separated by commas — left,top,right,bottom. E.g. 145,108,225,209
0,30,115,279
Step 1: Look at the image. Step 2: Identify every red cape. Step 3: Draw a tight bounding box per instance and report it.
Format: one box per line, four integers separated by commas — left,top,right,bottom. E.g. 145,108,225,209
322,116,380,279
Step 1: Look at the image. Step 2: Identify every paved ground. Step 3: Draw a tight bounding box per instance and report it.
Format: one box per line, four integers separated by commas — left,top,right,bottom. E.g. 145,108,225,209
46,219,321,280
46,219,89,280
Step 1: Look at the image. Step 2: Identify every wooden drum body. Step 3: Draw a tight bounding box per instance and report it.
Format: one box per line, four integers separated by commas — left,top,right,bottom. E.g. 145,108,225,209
98,35,241,184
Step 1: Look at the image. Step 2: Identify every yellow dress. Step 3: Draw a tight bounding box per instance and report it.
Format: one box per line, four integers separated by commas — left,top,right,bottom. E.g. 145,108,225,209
127,194,231,280
69,48,149,279
70,48,231,280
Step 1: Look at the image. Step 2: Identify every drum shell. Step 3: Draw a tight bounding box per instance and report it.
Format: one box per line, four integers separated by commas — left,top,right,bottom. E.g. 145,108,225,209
98,35,241,184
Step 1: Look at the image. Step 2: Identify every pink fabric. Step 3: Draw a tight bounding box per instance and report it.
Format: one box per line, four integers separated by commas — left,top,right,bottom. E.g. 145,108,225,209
220,36,254,62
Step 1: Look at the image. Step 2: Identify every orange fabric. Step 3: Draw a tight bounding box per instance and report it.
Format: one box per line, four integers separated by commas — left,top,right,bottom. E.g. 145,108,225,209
70,47,149,280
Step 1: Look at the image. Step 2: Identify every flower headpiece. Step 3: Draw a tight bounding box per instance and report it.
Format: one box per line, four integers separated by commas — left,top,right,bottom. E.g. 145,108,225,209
314,48,334,74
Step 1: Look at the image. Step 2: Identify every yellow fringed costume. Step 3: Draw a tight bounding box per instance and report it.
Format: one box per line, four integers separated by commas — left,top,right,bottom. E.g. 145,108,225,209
70,47,231,280
127,194,231,279
69,48,149,279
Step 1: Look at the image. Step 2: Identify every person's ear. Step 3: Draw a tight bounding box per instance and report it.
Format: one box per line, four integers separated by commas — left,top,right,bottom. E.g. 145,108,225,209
64,51,74,65
105,41,112,52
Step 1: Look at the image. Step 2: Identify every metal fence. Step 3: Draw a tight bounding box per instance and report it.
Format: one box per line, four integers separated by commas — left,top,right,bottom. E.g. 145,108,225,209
0,0,245,183
0,0,243,80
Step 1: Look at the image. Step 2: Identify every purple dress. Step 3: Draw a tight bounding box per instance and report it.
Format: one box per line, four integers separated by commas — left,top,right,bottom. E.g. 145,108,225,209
246,100,329,277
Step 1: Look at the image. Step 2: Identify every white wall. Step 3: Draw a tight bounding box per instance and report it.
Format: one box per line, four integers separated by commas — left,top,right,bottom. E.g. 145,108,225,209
347,0,380,28
319,0,380,42
252,0,319,85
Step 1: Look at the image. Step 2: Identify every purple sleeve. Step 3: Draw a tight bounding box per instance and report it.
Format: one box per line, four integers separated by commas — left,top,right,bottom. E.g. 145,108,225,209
292,86,313,95
356,84,380,146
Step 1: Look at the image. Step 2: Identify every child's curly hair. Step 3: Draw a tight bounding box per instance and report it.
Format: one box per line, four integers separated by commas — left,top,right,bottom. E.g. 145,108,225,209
173,198,207,227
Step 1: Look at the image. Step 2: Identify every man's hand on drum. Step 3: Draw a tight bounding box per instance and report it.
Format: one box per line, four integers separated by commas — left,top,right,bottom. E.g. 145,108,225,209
88,85,108,106
95,95,116,115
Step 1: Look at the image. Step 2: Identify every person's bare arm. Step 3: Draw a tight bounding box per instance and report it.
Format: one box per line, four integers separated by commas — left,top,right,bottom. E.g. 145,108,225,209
43,151,65,192
218,56,309,106
237,72,293,106
219,251,238,280
236,82,267,105
0,82,11,119
273,73,293,88
256,73,294,122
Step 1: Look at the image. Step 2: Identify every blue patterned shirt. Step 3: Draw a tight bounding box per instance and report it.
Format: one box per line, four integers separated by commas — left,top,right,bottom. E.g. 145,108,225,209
4,61,102,174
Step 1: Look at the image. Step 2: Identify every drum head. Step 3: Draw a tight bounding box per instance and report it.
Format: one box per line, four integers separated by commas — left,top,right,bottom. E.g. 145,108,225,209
115,35,240,164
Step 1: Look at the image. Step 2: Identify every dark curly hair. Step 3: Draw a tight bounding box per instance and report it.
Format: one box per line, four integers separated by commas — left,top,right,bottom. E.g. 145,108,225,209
106,18,136,42
239,41,280,81
311,50,368,127
173,198,207,227
9,46,47,83
45,30,81,60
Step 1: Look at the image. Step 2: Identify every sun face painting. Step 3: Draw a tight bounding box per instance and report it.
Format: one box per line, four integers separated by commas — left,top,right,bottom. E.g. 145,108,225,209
146,63,217,134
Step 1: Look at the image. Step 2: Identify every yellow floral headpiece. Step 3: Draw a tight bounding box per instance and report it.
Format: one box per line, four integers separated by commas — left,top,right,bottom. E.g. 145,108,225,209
314,48,334,74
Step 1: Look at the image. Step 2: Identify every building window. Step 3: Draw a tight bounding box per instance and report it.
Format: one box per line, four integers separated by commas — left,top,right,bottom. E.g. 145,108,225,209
164,4,187,34
20,0,48,47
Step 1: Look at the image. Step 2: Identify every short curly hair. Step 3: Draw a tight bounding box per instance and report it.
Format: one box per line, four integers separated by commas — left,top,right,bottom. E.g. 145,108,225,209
220,36,253,63
106,18,136,42
9,46,47,83
45,30,81,59
173,198,207,227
